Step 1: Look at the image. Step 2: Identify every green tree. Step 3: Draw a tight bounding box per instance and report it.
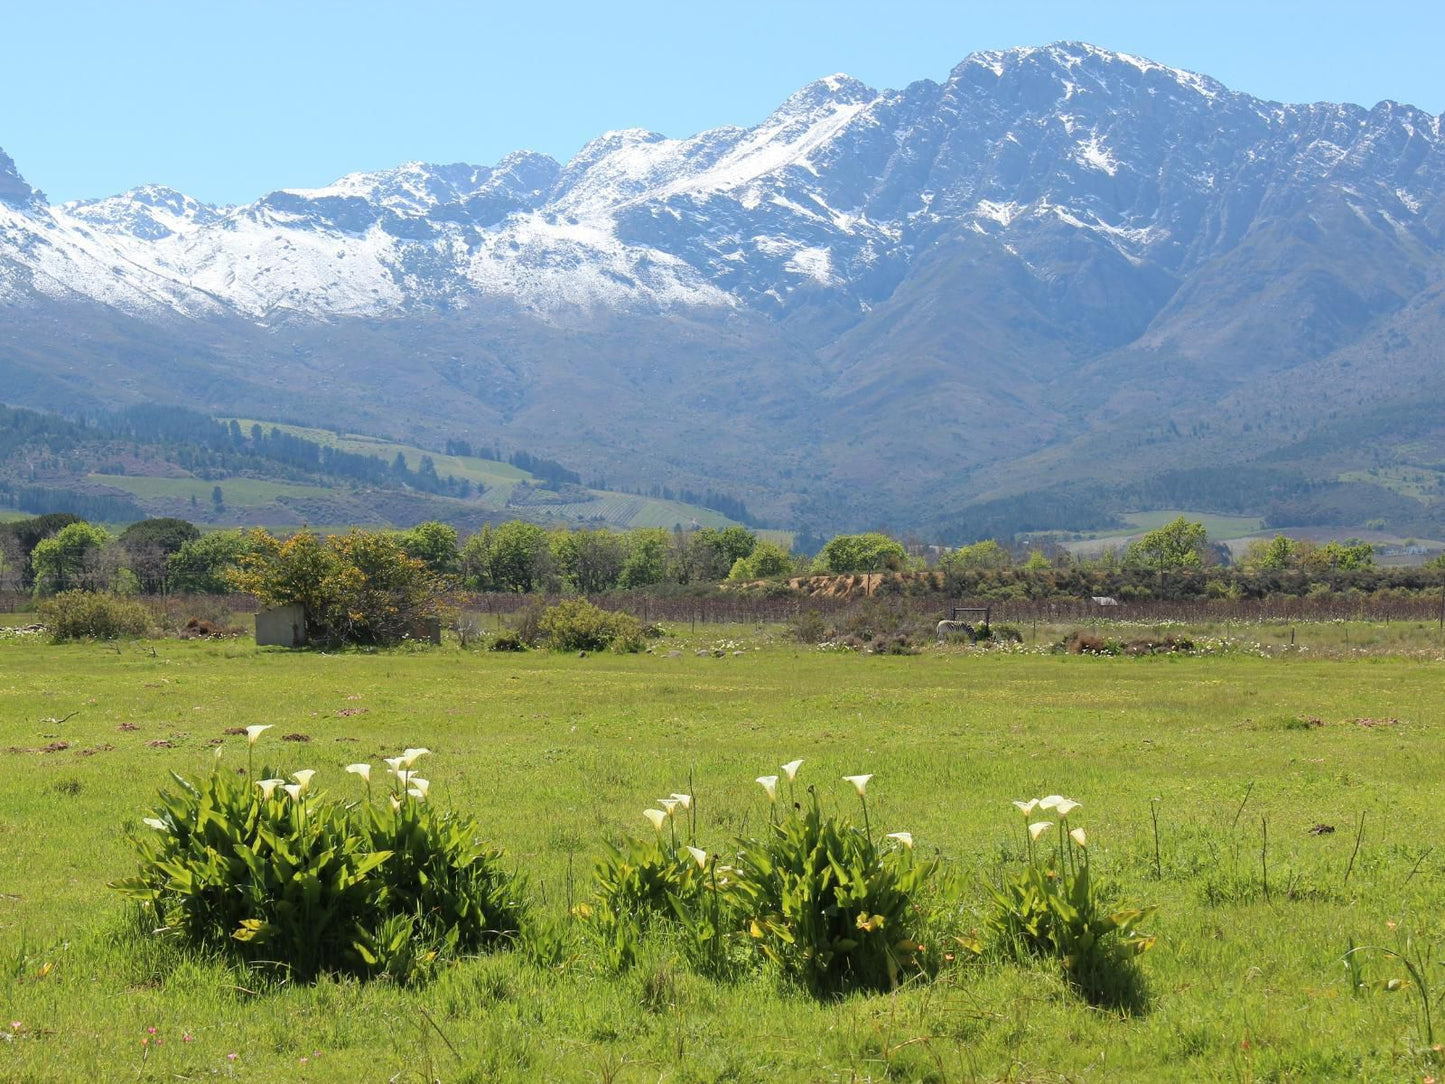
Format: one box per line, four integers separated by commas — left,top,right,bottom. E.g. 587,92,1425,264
727,540,795,581
552,528,627,594
940,539,1013,572
1242,534,1298,571
691,526,758,581
619,528,669,589
119,517,202,594
812,532,907,574
31,522,110,594
397,521,459,576
459,525,495,591
228,529,442,645
167,531,251,595
487,521,554,593
1126,517,1208,572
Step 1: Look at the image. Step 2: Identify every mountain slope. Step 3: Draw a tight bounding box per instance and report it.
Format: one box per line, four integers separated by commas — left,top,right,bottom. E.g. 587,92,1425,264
3,43,1445,536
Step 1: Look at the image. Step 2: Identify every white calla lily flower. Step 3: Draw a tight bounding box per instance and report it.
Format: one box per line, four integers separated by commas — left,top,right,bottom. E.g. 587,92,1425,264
886,831,914,850
1070,827,1087,848
843,774,873,797
401,747,431,767
670,793,692,810
1053,799,1081,818
282,784,303,802
345,763,371,783
686,845,708,869
756,775,779,802
1012,799,1039,816
1037,795,1065,811
1028,821,1054,841
643,809,668,832
658,798,679,816
407,778,429,797
390,795,402,812
245,725,272,745
407,788,427,801
143,817,168,831
781,759,804,781
291,769,317,792
383,756,405,773
256,778,285,800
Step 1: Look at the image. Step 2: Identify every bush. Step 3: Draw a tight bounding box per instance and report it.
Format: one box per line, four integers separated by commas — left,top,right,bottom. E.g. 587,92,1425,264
110,746,523,985
40,591,154,641
787,609,830,644
538,599,644,653
487,629,529,652
987,797,1153,1009
582,833,712,972
730,791,938,994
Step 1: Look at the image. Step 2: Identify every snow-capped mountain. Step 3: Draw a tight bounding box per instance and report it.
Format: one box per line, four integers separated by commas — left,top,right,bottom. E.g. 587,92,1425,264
7,42,1440,323
3,42,1445,534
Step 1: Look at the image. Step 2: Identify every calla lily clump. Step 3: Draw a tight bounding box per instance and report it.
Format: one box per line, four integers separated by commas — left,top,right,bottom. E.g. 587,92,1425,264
112,729,520,986
988,791,1154,1007
587,759,938,994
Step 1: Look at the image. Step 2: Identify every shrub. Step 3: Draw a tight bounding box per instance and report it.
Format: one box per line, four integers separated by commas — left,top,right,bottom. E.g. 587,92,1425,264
40,591,154,641
787,609,830,644
987,797,1153,1009
110,745,523,985
538,599,644,653
581,832,710,972
487,629,529,652
730,789,938,994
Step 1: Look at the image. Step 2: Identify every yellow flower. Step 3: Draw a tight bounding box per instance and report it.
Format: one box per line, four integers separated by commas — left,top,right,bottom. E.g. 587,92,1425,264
886,831,913,850
1029,821,1054,841
344,763,371,783
843,774,872,797
686,846,708,869
1070,827,1087,848
245,725,272,745
643,809,668,832
756,775,779,802
781,759,804,781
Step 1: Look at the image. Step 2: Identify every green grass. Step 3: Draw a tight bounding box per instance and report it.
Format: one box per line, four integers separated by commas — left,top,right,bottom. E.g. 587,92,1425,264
87,473,339,506
3,629,1444,1081
1121,509,1265,539
224,418,740,529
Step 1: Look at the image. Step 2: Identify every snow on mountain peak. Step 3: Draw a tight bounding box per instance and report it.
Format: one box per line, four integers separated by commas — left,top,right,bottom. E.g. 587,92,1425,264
1,45,1441,326
0,147,43,207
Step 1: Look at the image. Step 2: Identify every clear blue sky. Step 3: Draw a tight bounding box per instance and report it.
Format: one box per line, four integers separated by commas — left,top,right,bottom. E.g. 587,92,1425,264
5,0,1442,205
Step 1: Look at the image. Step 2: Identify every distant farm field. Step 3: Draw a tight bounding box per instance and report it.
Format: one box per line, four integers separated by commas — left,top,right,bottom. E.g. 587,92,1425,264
2,629,1443,1081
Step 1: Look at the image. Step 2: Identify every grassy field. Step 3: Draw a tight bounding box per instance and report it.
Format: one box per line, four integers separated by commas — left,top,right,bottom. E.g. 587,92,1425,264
224,418,740,530
2,627,1444,1081
87,474,341,506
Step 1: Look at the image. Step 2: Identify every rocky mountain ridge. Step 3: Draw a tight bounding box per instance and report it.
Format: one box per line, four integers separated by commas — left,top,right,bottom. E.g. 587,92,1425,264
2,42,1444,536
